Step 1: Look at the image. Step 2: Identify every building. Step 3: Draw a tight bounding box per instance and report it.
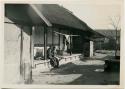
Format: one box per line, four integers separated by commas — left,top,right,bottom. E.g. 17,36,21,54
4,4,103,84
94,30,120,50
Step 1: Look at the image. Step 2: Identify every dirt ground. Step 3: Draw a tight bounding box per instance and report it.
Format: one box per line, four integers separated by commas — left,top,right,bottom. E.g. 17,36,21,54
32,52,120,85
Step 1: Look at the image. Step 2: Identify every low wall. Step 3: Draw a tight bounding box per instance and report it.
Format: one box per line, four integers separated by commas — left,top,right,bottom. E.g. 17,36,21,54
33,54,82,69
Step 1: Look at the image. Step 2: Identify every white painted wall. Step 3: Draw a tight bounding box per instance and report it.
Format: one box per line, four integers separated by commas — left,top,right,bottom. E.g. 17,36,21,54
90,41,94,57
4,17,32,84
4,17,22,84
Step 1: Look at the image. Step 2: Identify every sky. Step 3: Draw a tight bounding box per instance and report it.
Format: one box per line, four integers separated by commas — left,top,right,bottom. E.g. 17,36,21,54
1,0,123,30
56,0,123,30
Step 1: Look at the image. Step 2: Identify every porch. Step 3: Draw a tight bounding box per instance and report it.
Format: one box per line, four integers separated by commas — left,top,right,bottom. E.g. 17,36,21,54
33,54,82,68
4,4,104,84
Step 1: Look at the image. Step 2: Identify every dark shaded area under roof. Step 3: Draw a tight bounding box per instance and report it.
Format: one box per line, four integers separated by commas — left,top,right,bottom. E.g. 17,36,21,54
5,4,104,39
5,4,46,26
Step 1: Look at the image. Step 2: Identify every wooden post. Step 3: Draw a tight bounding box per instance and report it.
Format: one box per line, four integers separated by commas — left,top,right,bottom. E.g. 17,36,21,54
20,26,24,80
44,27,47,61
100,41,101,50
70,35,72,55
59,30,61,51
31,26,35,68
27,26,35,83
52,28,54,46
22,26,33,84
115,30,117,57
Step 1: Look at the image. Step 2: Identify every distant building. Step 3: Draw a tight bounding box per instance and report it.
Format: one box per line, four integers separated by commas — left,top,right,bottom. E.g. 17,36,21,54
94,29,120,50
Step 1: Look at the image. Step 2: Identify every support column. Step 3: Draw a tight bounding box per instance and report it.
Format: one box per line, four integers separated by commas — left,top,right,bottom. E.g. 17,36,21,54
52,28,54,46
44,27,47,60
22,26,32,84
115,28,118,57
59,30,61,50
20,26,24,81
100,41,102,50
31,26,35,68
90,41,94,57
70,34,72,55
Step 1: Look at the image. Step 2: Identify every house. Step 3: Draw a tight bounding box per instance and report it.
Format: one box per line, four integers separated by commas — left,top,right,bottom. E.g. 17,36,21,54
4,4,103,84
94,30,120,50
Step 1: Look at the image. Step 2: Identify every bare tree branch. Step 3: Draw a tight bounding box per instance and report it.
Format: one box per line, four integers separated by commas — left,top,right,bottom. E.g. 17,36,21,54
109,16,120,30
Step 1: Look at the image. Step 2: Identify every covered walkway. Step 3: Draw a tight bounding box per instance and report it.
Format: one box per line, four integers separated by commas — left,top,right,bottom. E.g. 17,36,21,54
4,4,104,84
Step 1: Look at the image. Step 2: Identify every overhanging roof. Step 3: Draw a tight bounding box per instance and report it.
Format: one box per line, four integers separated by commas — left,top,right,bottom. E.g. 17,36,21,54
5,4,46,25
33,4,88,30
5,4,104,38
5,4,87,30
95,29,120,39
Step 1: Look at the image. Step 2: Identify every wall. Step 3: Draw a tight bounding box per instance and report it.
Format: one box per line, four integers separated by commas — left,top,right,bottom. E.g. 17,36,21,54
4,17,32,84
4,18,21,84
34,26,44,46
33,26,64,56
34,27,60,46
72,36,94,57
72,36,84,53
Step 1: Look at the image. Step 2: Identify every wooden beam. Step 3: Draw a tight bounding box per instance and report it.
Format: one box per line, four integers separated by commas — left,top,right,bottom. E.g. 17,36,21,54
54,31,80,36
30,4,52,27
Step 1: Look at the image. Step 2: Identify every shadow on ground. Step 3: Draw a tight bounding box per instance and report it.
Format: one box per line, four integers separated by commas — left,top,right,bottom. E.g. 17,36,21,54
42,61,119,85
32,52,119,85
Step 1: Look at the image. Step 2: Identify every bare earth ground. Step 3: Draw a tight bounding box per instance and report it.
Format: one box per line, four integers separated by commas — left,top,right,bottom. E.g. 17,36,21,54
32,52,119,85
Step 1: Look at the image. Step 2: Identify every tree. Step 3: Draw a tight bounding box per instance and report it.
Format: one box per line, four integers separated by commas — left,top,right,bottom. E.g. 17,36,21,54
109,16,121,57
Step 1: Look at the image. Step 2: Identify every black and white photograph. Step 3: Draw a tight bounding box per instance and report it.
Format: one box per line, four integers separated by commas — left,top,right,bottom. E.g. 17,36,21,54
3,0,122,85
